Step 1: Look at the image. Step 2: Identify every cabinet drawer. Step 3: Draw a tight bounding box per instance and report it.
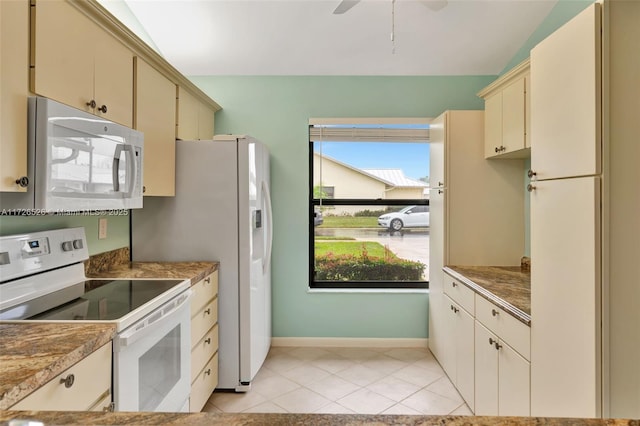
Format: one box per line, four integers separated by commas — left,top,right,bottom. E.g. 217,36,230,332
189,352,218,412
444,275,475,315
191,324,218,383
191,297,218,344
190,272,218,317
476,295,530,360
11,342,112,411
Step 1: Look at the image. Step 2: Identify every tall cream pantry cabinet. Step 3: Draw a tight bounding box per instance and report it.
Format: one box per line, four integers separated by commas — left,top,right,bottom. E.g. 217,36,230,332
428,111,525,411
529,0,639,418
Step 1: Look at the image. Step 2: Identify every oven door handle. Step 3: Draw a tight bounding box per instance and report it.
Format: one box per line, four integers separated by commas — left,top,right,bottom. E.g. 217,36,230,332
115,289,192,350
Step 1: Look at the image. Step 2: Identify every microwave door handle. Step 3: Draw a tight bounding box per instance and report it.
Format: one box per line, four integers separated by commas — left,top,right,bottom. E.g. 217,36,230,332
112,145,124,193
123,145,137,197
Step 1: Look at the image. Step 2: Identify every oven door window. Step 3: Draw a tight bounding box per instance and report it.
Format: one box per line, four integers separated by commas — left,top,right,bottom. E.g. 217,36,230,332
113,298,191,412
139,325,181,411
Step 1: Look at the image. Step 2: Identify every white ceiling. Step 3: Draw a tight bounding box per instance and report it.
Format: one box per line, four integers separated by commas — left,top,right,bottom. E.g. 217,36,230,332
107,0,558,76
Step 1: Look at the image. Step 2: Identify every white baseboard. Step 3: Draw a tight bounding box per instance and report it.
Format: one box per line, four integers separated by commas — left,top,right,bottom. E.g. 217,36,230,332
271,337,429,348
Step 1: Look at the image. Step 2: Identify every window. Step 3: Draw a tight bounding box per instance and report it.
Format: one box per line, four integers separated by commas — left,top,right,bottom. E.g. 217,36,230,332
309,120,431,289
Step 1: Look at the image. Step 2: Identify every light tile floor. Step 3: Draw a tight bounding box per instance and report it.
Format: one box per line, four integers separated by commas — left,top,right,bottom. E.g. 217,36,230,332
203,346,473,415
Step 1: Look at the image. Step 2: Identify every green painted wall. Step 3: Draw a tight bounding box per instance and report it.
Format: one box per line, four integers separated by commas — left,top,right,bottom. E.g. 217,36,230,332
500,0,594,74
190,75,494,338
0,215,130,256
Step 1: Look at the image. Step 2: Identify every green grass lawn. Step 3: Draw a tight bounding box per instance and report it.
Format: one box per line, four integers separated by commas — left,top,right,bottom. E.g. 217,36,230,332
318,216,378,228
315,241,396,258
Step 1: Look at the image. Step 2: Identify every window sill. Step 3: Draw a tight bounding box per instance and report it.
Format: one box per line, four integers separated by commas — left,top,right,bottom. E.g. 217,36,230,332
307,287,429,295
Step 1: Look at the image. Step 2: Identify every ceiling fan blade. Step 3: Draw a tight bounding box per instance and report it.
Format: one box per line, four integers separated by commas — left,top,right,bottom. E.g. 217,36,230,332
333,0,361,14
421,0,448,12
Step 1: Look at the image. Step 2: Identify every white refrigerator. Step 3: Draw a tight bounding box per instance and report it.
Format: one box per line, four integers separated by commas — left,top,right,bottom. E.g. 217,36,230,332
131,135,272,392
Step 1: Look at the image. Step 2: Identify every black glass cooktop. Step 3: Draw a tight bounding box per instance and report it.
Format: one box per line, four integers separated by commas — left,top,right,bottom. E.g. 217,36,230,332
29,279,185,321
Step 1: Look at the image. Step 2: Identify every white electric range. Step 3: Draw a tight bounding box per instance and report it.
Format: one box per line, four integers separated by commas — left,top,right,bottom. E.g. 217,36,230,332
0,227,192,412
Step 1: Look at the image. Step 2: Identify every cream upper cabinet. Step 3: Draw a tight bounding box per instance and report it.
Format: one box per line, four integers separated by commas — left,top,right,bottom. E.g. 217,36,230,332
0,0,29,192
10,342,112,412
134,57,177,197
530,4,600,180
177,86,216,140
31,0,133,127
479,61,530,159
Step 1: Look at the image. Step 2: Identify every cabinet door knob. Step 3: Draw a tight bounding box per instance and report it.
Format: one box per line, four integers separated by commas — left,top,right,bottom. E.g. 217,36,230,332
205,337,211,345
438,181,444,187
86,99,97,108
527,184,536,192
60,374,75,388
451,282,457,288
15,176,29,188
142,186,147,193
97,104,108,113
205,277,211,284
438,189,444,194
491,309,499,317
205,308,211,315
205,369,212,376
495,146,500,153
527,169,537,179
450,305,459,314
488,338,502,350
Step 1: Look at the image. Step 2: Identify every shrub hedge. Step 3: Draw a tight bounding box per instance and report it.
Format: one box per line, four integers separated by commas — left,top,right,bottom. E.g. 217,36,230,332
315,252,425,281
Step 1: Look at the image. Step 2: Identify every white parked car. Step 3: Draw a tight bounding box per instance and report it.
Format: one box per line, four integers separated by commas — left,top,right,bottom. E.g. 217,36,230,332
378,205,429,231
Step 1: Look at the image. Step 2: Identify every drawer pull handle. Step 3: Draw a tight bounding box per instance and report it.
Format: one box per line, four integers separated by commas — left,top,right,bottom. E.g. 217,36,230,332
205,369,212,376
205,308,211,315
205,337,211,345
60,374,75,388
491,309,499,317
205,277,211,284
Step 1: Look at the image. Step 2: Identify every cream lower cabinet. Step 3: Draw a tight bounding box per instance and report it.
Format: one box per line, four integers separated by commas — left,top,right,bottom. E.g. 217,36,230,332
443,295,474,411
475,292,530,416
474,322,530,416
10,342,112,411
442,275,475,411
189,271,219,412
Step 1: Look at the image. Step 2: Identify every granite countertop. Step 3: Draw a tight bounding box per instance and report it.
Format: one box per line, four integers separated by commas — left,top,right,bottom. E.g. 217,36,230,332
0,323,116,410
0,411,637,426
443,265,531,325
86,261,219,284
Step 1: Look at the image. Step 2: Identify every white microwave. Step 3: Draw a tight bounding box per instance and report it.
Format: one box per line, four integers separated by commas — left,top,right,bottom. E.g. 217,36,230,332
1,97,143,213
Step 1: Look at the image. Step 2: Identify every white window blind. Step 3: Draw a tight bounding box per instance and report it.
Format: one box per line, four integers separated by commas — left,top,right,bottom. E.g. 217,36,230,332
309,126,429,142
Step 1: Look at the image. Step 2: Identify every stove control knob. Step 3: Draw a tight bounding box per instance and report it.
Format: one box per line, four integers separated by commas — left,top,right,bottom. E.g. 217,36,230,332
61,241,74,252
73,239,84,249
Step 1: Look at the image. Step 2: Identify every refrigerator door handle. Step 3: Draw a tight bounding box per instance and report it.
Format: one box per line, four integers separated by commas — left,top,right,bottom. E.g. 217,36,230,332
262,180,273,274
